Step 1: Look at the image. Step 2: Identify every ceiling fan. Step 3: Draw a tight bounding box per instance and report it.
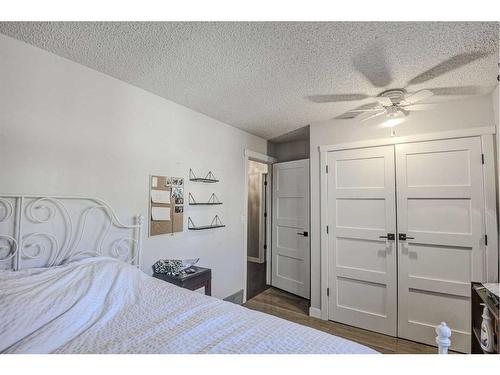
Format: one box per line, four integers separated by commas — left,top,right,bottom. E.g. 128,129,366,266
308,50,493,124
341,88,436,125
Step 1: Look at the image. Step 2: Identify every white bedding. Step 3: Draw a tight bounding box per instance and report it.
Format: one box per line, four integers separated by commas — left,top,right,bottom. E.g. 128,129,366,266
0,257,376,354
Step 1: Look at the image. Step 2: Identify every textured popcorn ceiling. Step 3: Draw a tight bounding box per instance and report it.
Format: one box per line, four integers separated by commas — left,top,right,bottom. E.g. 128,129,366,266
0,22,498,139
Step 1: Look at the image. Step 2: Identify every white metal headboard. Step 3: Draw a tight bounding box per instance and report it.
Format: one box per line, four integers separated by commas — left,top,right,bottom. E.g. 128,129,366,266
0,195,143,270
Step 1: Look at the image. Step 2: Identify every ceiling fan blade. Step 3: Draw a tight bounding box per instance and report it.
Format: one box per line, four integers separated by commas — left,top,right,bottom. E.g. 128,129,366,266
348,108,384,113
308,93,371,103
400,89,434,105
352,46,392,88
407,51,491,85
403,104,436,111
334,102,382,120
360,110,386,122
376,96,393,107
427,86,491,96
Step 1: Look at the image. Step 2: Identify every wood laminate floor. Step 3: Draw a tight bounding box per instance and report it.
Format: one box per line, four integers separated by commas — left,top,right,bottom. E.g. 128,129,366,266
244,287,452,354
246,261,269,300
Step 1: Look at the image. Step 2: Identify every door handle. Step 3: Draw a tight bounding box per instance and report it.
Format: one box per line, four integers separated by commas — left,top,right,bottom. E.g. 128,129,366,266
399,233,415,241
297,231,308,237
379,233,395,240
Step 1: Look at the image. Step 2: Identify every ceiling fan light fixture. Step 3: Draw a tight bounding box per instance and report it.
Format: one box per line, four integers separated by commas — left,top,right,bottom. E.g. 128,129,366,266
381,107,406,128
382,117,406,128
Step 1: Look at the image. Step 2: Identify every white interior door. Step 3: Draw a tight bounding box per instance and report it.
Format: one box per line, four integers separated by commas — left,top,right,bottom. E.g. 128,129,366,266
327,146,397,336
396,137,485,353
272,159,310,299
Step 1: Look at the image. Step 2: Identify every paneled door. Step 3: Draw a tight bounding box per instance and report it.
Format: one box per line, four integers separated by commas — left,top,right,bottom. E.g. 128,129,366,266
396,137,485,353
327,146,397,336
272,159,310,298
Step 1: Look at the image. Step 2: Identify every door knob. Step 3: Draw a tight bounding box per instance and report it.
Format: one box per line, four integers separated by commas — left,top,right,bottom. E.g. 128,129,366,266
379,233,395,240
399,233,415,241
297,231,308,237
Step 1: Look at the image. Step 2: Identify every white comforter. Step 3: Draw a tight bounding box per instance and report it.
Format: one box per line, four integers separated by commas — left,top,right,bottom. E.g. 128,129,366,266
0,257,376,354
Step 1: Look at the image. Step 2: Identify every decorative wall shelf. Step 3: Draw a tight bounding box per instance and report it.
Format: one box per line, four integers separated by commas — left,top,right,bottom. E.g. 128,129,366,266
188,192,222,206
189,169,219,183
188,215,225,230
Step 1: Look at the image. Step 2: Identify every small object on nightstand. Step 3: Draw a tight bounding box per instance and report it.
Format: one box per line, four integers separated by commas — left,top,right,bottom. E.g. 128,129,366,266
152,258,199,276
153,266,212,296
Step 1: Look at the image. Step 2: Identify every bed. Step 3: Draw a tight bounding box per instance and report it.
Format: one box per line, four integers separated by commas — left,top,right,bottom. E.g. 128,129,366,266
0,195,376,354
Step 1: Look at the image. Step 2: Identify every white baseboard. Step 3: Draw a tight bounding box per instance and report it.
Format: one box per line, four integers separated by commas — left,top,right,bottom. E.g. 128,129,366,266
309,307,322,319
247,256,264,264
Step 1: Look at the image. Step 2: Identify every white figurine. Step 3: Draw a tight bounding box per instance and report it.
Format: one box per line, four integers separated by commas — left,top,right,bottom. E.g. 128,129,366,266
435,322,452,354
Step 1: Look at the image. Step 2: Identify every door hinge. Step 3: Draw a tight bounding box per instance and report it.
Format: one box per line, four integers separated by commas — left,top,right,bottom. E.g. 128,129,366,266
326,165,329,174
264,244,267,250
264,180,268,186
264,212,267,218
482,154,485,164
485,234,488,246
326,225,329,234
327,287,330,297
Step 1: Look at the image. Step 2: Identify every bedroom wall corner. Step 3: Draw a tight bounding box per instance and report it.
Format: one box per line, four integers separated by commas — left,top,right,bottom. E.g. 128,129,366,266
492,84,499,279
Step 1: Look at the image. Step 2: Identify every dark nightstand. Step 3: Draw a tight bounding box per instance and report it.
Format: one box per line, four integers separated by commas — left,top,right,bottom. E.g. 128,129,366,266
153,266,212,296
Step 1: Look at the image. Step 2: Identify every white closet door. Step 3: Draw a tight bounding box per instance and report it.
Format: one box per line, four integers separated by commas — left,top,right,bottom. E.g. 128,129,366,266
396,137,485,353
272,159,310,298
327,146,397,336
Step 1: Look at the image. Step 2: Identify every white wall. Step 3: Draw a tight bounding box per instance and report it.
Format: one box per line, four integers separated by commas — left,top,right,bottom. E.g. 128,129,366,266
493,85,499,278
309,94,497,311
493,85,499,176
268,139,310,163
0,34,267,299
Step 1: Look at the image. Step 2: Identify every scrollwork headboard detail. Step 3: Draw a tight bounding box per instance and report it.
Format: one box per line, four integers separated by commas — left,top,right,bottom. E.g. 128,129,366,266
0,195,143,270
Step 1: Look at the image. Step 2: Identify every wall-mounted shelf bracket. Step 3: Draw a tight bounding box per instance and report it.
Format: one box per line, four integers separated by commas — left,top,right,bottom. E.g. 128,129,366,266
189,168,219,183
188,192,222,205
188,215,225,230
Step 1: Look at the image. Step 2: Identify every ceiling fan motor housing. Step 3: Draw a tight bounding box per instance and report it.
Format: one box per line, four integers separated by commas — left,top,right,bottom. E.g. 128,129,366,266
379,89,406,105
386,106,401,117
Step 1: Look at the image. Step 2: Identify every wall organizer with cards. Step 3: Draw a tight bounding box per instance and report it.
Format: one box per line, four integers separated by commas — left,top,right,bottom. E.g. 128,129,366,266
188,169,225,230
149,175,185,236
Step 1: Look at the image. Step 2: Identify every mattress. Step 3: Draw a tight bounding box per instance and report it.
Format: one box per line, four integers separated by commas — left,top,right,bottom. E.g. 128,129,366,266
0,257,376,354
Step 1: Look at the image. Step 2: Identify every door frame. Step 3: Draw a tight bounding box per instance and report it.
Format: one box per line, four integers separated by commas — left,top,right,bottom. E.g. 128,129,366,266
318,126,498,320
247,173,268,264
243,149,277,303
